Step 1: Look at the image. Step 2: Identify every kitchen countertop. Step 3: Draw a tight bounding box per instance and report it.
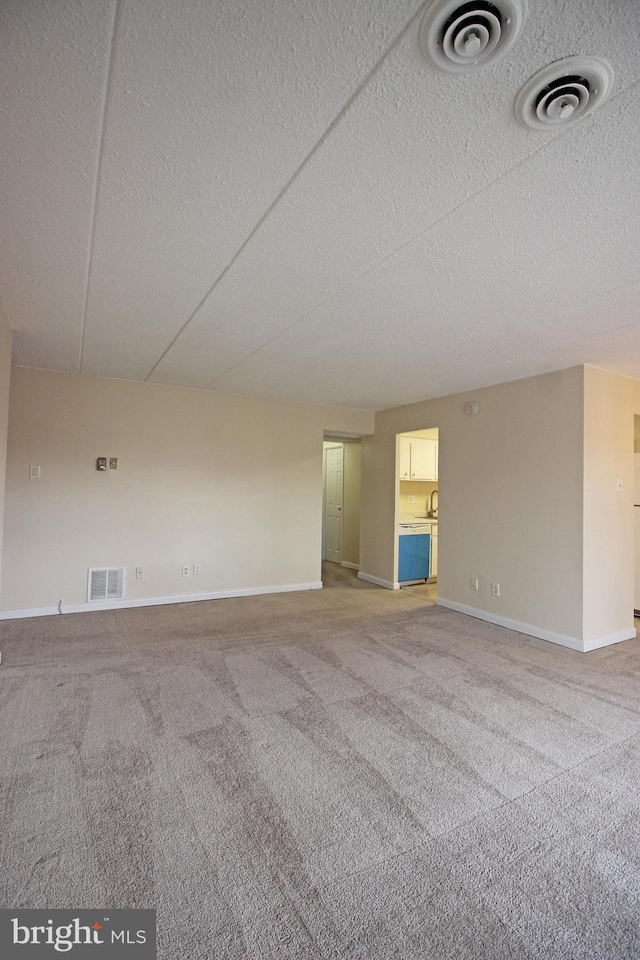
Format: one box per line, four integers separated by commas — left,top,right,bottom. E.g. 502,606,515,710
399,514,437,524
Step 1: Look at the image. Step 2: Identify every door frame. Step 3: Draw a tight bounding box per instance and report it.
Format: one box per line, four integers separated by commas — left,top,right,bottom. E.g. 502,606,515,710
322,442,344,563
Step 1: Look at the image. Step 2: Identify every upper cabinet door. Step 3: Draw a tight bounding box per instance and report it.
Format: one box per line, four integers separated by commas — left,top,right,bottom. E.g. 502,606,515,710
410,438,438,480
398,436,439,481
399,436,412,479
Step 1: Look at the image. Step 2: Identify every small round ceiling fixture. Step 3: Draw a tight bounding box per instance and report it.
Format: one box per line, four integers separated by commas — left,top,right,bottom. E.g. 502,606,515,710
420,0,527,74
515,56,614,129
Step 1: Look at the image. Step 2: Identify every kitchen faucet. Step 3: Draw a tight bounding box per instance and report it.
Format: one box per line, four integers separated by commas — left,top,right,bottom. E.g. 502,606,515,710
429,490,438,517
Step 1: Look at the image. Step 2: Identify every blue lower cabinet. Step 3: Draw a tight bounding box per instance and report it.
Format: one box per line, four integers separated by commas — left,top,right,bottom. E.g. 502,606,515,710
398,534,430,581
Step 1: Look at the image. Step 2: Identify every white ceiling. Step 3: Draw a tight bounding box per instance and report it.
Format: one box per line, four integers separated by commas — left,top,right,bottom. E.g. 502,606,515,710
2,0,639,411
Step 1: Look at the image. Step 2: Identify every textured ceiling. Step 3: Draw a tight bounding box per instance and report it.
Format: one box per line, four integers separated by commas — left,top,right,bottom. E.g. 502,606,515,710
2,0,639,411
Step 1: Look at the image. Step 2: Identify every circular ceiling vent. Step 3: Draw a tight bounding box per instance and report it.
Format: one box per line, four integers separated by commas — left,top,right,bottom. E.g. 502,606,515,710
420,0,527,73
515,56,614,129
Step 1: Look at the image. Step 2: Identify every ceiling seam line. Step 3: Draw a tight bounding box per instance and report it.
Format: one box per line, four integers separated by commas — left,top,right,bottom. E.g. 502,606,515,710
77,0,122,375
203,131,570,387
203,76,640,389
409,83,640,325
379,209,640,328
558,277,640,315
143,2,426,382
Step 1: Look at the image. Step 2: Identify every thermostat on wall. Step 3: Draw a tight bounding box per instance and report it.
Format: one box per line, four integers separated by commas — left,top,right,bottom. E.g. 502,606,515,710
96,457,107,471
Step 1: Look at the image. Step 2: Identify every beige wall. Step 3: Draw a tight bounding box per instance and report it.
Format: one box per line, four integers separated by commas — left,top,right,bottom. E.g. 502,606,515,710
1,367,373,612
362,367,588,642
5,362,638,644
342,441,361,567
0,304,12,595
583,366,640,644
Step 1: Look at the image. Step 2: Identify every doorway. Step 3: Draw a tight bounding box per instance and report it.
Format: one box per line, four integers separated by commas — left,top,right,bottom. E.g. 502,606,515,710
322,439,362,570
323,442,343,563
396,427,439,590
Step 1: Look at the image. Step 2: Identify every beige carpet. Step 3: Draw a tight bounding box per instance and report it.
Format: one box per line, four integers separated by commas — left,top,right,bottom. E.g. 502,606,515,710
1,564,639,959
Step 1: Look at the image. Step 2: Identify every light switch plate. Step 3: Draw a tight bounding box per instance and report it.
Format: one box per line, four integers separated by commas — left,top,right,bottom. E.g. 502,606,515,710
29,465,41,479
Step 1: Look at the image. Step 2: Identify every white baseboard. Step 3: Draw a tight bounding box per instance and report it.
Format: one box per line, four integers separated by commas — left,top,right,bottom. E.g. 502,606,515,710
436,597,586,652
0,581,323,621
340,561,360,571
583,628,637,652
357,571,398,590
0,604,63,620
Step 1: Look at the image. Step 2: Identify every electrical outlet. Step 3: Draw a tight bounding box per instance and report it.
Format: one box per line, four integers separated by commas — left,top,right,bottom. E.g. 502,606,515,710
471,577,479,591
491,582,500,597
193,563,201,575
136,566,143,579
182,565,191,577
407,495,415,504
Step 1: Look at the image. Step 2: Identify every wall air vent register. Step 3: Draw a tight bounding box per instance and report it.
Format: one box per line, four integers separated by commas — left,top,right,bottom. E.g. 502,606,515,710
87,567,125,602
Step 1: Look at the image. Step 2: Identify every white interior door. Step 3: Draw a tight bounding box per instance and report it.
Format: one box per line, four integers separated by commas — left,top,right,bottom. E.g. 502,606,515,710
324,444,343,563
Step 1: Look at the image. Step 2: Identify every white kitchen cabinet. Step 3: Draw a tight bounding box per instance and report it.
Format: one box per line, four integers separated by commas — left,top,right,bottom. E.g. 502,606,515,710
399,436,438,480
430,524,438,578
399,436,412,480
411,438,437,480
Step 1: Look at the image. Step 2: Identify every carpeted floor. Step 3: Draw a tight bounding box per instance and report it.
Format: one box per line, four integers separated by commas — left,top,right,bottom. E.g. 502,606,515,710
1,563,639,959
